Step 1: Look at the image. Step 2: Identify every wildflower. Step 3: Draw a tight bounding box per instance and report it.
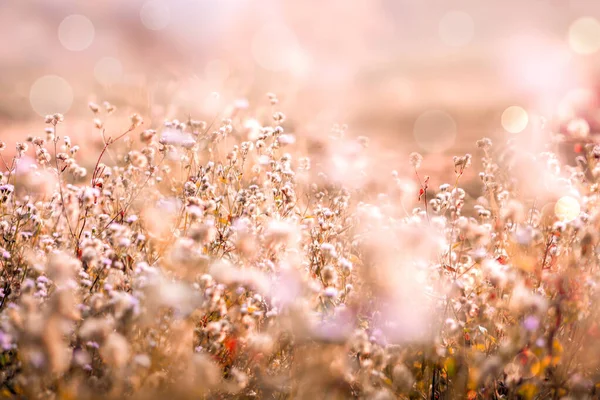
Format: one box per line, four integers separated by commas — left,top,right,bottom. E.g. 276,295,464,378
392,363,415,392
267,92,279,105
321,265,338,284
103,101,116,114
188,220,214,242
140,129,156,143
339,257,353,274
320,243,338,259
45,113,64,125
128,150,148,169
278,133,296,145
35,148,51,165
523,315,540,331
16,142,28,154
476,137,492,150
409,152,423,169
100,332,130,368
264,220,297,248
160,129,195,147
0,184,14,202
453,153,472,173
130,113,143,128
357,136,369,148
273,111,286,123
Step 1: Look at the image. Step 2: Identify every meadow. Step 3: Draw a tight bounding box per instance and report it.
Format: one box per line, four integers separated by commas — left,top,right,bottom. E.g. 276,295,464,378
0,94,599,399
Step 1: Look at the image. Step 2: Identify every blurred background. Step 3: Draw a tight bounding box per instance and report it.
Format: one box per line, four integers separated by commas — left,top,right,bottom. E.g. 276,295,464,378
2,0,600,180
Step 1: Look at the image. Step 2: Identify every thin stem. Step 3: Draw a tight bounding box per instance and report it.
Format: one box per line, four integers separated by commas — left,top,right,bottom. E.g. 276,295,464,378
53,125,77,241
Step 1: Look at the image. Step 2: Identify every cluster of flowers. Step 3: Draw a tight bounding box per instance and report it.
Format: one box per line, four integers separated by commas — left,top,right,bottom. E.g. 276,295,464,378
0,94,599,399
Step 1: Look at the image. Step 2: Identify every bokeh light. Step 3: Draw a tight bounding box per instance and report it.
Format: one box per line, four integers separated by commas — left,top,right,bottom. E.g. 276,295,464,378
140,0,170,31
58,15,95,51
555,196,580,222
501,106,529,133
29,75,74,116
566,118,590,139
499,34,572,98
4,2,600,398
438,11,474,47
568,17,600,55
94,57,123,86
413,110,457,153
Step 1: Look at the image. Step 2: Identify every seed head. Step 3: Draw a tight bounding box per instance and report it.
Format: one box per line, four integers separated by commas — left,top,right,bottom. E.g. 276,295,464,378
409,152,423,169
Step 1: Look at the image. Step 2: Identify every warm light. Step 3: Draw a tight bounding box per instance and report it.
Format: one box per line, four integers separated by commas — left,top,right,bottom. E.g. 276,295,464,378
205,59,230,82
29,75,74,116
501,106,528,133
251,23,300,72
94,57,123,86
557,88,594,121
58,15,95,51
413,110,457,153
140,0,170,31
438,11,475,47
555,196,580,222
244,119,262,141
499,34,572,95
568,17,600,55
566,118,590,139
